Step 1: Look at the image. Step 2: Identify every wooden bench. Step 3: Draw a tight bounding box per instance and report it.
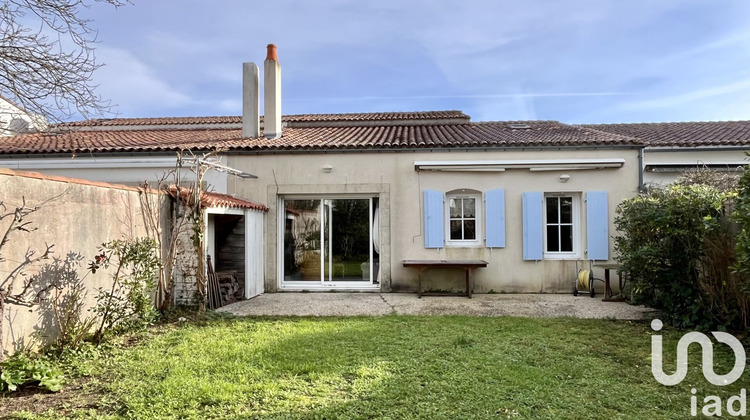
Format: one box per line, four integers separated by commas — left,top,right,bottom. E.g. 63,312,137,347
402,260,488,298
594,262,626,302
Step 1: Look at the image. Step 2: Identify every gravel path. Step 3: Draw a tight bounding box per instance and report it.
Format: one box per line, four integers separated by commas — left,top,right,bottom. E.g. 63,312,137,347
218,293,658,320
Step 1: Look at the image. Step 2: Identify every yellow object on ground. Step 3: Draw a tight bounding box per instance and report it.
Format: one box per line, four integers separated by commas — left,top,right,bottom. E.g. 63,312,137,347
577,269,590,289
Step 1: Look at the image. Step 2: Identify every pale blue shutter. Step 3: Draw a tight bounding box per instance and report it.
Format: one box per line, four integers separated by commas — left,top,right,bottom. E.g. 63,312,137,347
424,189,444,248
485,189,506,248
523,192,544,260
586,191,609,260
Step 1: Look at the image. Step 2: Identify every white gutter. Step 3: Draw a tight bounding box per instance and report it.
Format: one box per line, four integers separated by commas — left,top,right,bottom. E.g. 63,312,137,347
645,161,748,166
0,156,180,170
414,158,625,172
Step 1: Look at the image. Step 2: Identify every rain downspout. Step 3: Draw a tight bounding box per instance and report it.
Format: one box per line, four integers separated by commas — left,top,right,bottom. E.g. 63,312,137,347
638,147,644,192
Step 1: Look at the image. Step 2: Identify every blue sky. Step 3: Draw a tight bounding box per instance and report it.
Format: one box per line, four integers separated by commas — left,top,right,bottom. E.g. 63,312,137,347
79,0,750,123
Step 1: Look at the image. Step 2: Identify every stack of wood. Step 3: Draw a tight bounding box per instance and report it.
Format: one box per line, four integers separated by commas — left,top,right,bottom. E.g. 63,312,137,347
215,270,242,304
206,256,222,310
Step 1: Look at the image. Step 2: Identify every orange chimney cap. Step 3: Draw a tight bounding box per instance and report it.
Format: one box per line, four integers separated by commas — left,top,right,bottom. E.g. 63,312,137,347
266,44,278,61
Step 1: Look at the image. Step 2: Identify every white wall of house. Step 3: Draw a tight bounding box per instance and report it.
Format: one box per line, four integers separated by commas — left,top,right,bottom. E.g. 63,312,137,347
228,148,641,294
643,148,749,185
0,97,47,136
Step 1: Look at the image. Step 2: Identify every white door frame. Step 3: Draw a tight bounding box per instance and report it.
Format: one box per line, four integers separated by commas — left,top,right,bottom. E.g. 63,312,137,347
278,195,380,290
204,207,263,299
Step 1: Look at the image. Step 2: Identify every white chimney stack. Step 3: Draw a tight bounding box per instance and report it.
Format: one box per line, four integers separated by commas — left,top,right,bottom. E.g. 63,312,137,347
264,44,282,139
242,62,260,138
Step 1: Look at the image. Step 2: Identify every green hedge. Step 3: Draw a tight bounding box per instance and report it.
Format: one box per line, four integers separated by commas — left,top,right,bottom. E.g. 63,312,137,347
615,179,749,331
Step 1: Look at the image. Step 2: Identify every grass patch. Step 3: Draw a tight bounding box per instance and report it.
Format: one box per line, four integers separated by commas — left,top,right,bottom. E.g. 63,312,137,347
3,316,748,419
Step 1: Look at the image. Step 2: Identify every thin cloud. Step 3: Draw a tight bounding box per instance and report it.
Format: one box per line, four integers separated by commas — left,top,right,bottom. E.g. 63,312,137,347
655,31,750,66
622,79,750,111
95,47,193,114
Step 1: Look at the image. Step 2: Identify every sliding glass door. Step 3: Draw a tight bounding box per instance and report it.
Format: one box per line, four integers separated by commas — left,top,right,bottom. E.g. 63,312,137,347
282,197,379,286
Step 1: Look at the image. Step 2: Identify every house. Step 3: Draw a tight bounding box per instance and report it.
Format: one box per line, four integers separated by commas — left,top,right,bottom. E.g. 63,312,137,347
0,95,47,137
0,45,644,296
0,111,641,294
224,112,641,294
583,121,750,185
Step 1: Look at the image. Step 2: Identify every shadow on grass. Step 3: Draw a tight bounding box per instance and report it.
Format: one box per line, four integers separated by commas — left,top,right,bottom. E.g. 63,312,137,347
100,316,746,420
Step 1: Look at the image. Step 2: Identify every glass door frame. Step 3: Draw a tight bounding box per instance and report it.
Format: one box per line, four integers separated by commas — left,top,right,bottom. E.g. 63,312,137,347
279,194,379,290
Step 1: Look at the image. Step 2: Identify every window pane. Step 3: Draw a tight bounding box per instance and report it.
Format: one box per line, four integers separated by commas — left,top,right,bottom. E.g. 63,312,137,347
463,220,476,240
329,199,371,281
560,225,573,252
284,199,321,281
449,198,461,218
560,197,573,223
450,220,463,240
463,198,475,218
546,225,559,252
546,197,559,224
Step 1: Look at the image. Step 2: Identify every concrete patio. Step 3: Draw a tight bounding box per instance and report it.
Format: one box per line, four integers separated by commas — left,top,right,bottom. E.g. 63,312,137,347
217,293,658,320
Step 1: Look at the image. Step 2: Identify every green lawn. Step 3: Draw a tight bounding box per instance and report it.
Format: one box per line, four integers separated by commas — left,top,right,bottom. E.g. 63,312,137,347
7,316,749,419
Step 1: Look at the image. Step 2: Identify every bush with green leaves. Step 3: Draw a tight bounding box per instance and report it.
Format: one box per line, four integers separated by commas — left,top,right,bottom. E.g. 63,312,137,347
615,183,747,330
731,168,750,324
0,352,64,393
88,237,160,344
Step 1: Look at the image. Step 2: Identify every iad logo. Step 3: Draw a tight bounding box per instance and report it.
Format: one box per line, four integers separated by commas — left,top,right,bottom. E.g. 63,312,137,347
650,319,746,386
650,319,748,417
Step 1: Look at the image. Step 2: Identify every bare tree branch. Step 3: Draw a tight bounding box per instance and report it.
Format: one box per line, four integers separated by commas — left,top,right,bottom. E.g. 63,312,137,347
0,0,129,123
0,197,39,256
5,243,55,303
0,195,59,361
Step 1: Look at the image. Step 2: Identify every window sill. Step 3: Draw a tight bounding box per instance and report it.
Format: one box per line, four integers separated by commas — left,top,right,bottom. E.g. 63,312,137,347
446,242,483,248
543,253,581,260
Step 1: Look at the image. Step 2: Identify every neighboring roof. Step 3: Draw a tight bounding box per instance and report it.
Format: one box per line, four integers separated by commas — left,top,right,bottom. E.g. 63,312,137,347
169,186,267,212
60,110,470,128
0,111,639,156
583,121,750,147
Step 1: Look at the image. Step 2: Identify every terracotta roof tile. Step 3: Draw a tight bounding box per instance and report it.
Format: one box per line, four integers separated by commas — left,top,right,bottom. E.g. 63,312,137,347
583,121,750,147
0,111,639,156
201,191,268,211
169,186,267,212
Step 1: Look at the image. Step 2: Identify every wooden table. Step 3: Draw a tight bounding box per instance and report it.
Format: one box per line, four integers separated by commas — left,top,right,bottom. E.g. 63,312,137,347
594,263,626,302
402,260,488,298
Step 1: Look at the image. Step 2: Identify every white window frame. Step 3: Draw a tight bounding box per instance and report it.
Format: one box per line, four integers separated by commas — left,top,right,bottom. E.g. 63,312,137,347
445,191,482,247
277,195,380,290
543,193,581,259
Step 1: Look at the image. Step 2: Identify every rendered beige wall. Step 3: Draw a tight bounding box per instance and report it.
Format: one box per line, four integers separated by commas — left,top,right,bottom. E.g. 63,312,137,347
228,148,641,294
0,170,154,356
